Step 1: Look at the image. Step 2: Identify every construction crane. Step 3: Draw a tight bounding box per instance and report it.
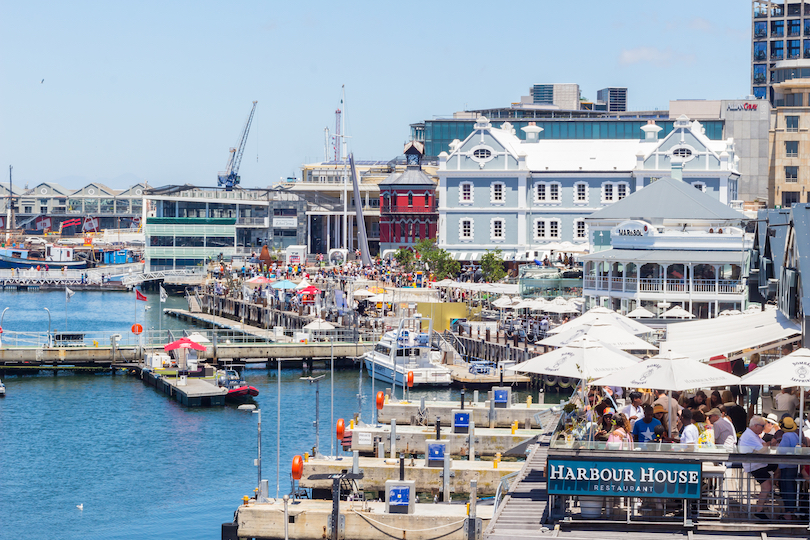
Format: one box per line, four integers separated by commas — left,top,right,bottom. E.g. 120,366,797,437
217,101,257,190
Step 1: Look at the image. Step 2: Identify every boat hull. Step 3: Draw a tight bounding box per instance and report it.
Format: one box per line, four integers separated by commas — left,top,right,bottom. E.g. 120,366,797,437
0,254,88,270
363,355,452,387
225,385,260,399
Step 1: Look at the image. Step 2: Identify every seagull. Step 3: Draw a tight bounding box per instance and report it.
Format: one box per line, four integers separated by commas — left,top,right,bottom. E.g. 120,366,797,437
41,79,44,84
76,504,83,510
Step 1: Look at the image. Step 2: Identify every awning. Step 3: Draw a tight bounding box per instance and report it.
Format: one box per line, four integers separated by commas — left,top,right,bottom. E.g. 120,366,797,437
662,309,801,362
581,249,748,265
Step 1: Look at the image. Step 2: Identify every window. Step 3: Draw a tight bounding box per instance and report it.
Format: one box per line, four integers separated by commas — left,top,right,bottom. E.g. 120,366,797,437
603,183,614,202
490,218,504,241
575,220,587,239
673,147,692,158
574,182,588,203
40,206,47,214
490,182,505,204
772,20,785,37
473,148,491,159
786,141,799,157
408,193,413,207
772,40,784,60
534,219,545,240
273,208,297,216
789,19,802,36
754,64,767,84
786,92,804,106
459,218,473,241
534,181,561,204
789,39,802,58
424,193,430,208
459,182,473,204
754,21,767,38
783,191,800,207
754,41,767,61
617,183,627,200
692,182,706,192
786,116,800,132
549,220,559,239
786,166,799,182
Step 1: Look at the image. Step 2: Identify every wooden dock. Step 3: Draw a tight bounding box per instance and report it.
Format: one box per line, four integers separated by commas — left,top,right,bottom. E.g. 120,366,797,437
447,362,531,387
137,366,228,407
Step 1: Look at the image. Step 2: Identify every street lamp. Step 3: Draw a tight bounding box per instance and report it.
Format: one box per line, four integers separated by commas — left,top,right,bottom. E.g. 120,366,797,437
43,307,51,347
300,374,325,458
238,404,268,502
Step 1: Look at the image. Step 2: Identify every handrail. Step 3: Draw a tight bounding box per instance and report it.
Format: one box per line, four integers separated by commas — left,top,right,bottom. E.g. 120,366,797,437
493,471,520,512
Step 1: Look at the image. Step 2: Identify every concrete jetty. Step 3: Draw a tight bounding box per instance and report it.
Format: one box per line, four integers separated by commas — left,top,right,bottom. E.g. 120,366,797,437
137,366,227,407
377,398,553,428
233,499,492,540
300,455,522,494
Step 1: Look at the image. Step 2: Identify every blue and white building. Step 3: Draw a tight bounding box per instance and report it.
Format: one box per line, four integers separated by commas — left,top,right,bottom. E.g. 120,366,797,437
437,115,741,262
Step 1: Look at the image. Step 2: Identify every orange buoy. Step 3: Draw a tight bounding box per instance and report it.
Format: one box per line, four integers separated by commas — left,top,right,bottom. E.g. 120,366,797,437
407,371,414,388
336,418,345,441
376,391,385,410
291,455,304,480
131,323,143,335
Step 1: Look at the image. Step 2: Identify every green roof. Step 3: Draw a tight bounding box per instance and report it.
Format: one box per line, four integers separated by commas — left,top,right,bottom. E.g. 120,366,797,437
146,217,236,225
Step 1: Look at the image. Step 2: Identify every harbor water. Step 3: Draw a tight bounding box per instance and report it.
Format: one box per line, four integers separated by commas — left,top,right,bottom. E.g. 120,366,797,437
0,290,551,539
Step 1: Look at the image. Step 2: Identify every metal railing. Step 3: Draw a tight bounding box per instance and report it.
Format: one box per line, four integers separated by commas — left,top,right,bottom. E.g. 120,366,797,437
584,276,744,295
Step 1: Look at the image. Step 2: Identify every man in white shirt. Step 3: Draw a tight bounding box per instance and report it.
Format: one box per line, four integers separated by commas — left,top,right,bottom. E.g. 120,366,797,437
707,408,736,448
679,408,699,450
774,387,798,411
738,416,778,519
621,391,644,427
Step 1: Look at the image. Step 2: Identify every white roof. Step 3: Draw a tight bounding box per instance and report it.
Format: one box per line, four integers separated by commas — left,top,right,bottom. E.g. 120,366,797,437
662,310,801,363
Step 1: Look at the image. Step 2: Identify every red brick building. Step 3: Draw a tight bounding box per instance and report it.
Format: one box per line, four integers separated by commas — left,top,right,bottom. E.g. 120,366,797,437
379,142,438,253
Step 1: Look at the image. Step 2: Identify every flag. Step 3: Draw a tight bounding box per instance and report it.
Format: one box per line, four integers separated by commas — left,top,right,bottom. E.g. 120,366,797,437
136,289,147,302
159,286,168,303
65,287,75,302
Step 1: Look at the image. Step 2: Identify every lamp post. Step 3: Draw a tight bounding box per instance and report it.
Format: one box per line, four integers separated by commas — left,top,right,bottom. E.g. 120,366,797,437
43,307,51,347
238,404,265,501
300,374,325,457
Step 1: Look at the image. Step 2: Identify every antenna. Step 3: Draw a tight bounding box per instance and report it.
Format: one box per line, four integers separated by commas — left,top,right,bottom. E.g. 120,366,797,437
324,127,330,162
333,108,342,161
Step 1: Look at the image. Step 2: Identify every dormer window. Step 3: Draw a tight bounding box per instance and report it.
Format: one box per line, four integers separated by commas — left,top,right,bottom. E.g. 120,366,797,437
673,148,692,158
473,148,491,159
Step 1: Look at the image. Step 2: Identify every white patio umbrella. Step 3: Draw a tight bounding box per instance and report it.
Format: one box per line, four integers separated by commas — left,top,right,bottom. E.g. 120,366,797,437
549,306,652,336
542,302,580,315
352,289,376,298
295,279,311,290
507,335,641,381
662,306,695,319
626,306,655,319
593,350,741,435
740,348,810,434
303,318,335,331
538,317,658,351
514,299,538,310
492,296,514,308
718,309,742,317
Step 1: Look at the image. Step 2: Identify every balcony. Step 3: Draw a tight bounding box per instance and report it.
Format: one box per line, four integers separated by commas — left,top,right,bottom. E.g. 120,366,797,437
583,276,745,295
381,203,438,213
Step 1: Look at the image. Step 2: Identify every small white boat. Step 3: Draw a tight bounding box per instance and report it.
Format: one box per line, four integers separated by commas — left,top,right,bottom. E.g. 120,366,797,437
363,316,453,387
0,378,5,396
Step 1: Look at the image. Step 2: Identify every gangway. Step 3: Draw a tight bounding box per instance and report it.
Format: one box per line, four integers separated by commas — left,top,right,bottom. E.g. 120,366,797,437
121,269,204,287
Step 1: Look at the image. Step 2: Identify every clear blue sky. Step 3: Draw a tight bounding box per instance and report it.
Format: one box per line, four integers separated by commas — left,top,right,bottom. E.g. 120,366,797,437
0,0,751,190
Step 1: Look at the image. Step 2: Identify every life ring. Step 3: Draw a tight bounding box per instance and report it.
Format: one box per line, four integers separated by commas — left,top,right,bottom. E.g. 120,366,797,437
336,418,345,441
291,455,303,480
376,391,385,410
543,375,558,387
407,371,414,388
558,376,573,389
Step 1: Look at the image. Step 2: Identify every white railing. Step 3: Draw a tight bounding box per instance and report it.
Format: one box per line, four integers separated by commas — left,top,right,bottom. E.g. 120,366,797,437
584,276,744,295
638,278,662,292
665,279,685,292
121,269,204,286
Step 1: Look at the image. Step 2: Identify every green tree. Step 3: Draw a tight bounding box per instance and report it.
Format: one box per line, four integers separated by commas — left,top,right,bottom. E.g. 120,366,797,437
480,249,506,282
394,247,415,272
413,238,460,279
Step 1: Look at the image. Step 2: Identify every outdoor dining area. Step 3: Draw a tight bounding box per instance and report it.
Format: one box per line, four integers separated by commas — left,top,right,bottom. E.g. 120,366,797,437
504,307,810,528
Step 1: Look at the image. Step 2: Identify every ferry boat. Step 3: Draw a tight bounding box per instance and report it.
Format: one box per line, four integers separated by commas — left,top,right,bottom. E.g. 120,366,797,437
216,369,259,399
362,316,453,387
0,244,88,269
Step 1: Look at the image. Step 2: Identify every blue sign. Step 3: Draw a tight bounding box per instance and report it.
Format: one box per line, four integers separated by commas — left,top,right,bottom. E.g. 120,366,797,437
454,412,469,427
428,443,445,460
389,486,410,506
494,390,508,404
547,457,702,499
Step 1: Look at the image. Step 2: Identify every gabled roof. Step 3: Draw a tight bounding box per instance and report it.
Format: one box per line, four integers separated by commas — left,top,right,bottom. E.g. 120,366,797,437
380,168,436,187
585,176,745,222
23,182,70,196
0,182,21,196
763,209,791,271
70,183,119,196
789,204,810,316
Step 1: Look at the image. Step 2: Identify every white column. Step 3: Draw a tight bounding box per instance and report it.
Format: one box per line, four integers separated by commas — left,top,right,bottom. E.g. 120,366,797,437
327,215,331,252
688,263,693,315
307,214,311,254
622,262,627,292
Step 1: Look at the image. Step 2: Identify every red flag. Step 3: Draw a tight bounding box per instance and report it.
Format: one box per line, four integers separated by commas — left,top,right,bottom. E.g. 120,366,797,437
136,289,147,302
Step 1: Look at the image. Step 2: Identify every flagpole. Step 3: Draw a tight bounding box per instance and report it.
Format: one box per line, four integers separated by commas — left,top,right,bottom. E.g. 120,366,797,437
65,289,68,332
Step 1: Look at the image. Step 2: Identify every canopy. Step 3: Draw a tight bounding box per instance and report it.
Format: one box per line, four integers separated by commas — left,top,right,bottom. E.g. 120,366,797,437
626,306,655,319
297,286,320,295
513,299,538,310
592,350,741,392
186,332,211,343
491,296,514,308
542,302,580,314
718,309,742,316
662,306,695,319
549,306,652,336
663,310,801,363
247,276,273,284
271,279,297,290
164,337,206,352
538,317,658,350
740,348,810,387
294,279,311,290
508,336,640,380
352,289,376,298
434,279,456,287
303,318,335,330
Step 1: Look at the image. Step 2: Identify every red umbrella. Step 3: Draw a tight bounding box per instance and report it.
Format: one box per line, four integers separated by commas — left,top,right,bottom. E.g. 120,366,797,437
164,337,206,352
297,286,320,295
247,276,273,284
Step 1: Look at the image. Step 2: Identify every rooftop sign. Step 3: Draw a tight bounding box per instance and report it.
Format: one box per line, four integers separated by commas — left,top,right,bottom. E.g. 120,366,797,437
726,103,758,112
612,220,652,238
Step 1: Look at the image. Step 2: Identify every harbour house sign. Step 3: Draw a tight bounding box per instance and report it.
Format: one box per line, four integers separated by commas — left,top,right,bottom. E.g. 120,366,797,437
547,457,702,499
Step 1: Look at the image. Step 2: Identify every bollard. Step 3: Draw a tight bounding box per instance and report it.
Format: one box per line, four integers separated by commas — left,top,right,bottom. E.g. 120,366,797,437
460,389,465,411
443,452,451,503
304,452,309,463
283,494,290,540
473,390,479,404
527,395,532,408
352,450,360,475
469,421,475,461
469,480,477,519
399,453,405,481
489,398,495,429
511,420,518,434
436,417,441,440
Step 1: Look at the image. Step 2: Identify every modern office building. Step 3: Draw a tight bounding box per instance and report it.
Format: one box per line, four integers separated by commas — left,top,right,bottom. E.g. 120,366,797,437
529,84,581,110
596,87,628,112
142,185,307,270
436,114,741,263
750,1,810,103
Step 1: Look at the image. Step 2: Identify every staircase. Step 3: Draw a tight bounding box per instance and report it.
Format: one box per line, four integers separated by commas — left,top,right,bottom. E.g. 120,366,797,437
485,443,550,539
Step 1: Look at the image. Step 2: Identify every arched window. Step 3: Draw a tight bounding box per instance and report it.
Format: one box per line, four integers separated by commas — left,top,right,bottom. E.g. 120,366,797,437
408,193,413,207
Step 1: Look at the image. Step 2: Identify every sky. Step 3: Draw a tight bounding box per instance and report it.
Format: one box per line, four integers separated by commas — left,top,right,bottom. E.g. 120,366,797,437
0,0,752,191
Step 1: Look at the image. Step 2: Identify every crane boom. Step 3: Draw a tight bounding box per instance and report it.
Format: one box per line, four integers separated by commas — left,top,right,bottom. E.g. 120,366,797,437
218,100,258,190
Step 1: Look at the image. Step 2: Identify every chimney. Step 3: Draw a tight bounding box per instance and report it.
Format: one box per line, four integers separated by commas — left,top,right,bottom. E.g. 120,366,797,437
521,122,543,143
671,161,684,181
640,121,662,141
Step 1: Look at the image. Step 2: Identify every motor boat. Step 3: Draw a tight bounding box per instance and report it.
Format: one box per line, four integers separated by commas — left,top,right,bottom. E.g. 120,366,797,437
216,369,259,399
363,315,453,387
0,378,5,396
